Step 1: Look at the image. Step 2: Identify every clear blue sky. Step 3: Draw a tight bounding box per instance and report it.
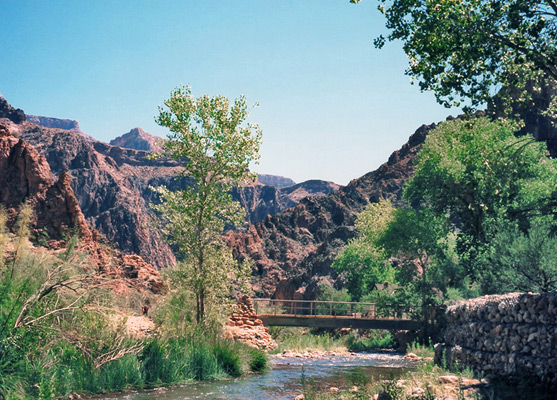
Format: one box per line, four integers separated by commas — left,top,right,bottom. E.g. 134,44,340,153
0,1,460,185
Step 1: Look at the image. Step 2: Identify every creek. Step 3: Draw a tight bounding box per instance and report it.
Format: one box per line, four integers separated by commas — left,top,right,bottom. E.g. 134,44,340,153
92,352,414,400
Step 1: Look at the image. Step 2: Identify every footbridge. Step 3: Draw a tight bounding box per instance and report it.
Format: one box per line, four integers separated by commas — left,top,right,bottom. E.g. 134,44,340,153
252,299,420,331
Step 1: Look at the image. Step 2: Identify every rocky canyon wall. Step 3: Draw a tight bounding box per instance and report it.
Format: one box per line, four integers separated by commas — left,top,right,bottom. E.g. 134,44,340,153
9,106,336,267
226,122,435,299
435,292,557,389
0,124,165,294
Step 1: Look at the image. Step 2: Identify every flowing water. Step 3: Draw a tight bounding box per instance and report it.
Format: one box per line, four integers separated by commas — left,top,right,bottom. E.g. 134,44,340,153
93,352,414,400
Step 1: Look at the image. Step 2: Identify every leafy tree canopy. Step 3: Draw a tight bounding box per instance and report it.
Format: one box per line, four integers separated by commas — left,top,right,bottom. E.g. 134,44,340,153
405,117,557,243
405,116,557,291
378,207,453,285
351,0,557,112
490,219,557,292
332,199,397,301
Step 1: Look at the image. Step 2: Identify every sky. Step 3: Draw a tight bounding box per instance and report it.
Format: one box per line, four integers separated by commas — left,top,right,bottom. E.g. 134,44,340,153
0,1,461,185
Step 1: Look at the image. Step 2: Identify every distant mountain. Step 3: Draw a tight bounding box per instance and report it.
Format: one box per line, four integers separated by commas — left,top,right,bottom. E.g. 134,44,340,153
257,174,296,188
26,115,82,133
237,179,340,224
26,115,97,142
109,132,300,190
0,96,429,301
0,96,339,268
110,127,163,152
279,180,341,202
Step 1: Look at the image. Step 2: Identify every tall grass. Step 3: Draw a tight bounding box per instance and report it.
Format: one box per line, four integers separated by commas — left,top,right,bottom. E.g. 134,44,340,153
269,327,398,354
0,204,268,399
212,343,242,377
248,349,268,373
406,340,435,358
270,328,346,354
3,334,267,399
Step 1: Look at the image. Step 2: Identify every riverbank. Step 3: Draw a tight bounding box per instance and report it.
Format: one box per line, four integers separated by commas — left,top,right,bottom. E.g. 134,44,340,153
267,338,484,400
296,355,483,400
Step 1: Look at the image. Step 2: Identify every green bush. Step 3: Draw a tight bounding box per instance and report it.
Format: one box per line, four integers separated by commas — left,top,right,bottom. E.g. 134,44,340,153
140,340,169,385
346,330,396,351
249,349,268,373
0,337,28,398
97,354,142,392
212,343,242,378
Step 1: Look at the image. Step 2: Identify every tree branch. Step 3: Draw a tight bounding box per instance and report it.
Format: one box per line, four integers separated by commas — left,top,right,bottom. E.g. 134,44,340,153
545,0,557,16
491,33,557,79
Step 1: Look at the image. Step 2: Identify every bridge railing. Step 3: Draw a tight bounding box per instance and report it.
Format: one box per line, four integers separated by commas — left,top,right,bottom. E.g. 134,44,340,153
251,298,414,320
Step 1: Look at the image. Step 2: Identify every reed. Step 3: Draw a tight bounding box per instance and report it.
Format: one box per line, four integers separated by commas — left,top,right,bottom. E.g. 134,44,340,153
0,204,264,399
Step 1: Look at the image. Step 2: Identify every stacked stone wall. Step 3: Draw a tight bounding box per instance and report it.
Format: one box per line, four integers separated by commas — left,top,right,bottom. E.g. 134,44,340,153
226,295,277,350
435,292,557,388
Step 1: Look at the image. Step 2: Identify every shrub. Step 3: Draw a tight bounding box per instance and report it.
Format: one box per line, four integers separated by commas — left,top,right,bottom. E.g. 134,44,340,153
212,344,242,378
249,349,268,373
140,340,169,385
347,330,396,351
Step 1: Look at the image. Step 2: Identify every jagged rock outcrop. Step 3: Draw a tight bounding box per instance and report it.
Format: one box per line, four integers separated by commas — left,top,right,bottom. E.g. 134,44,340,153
0,96,25,124
234,179,339,224
280,180,341,203
26,115,82,134
110,127,163,152
0,127,165,294
0,132,91,240
19,125,179,267
26,115,97,142
226,123,434,299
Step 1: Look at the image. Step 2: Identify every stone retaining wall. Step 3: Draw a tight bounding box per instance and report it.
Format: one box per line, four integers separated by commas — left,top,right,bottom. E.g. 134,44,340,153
435,292,557,388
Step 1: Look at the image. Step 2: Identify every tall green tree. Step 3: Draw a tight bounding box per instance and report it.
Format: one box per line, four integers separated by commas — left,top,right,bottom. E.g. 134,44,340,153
351,0,557,113
405,117,557,290
333,199,459,337
332,200,397,301
377,207,457,335
378,208,453,289
151,86,262,324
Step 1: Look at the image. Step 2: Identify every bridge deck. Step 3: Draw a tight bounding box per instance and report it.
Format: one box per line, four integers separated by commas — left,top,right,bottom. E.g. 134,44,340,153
252,298,420,331
258,314,420,330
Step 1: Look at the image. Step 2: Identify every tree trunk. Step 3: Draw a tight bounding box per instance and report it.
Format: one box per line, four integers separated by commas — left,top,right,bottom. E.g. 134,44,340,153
196,245,205,324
